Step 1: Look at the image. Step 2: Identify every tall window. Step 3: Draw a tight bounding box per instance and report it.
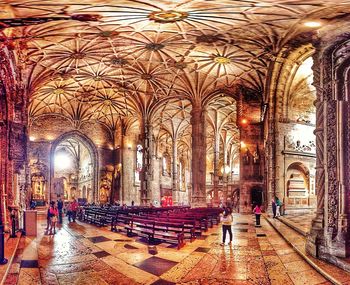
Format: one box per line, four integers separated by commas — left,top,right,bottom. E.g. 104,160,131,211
162,150,171,176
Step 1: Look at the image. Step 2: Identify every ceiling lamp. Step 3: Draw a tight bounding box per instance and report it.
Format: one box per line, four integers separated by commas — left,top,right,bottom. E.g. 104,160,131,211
149,10,188,23
303,21,322,28
241,118,248,125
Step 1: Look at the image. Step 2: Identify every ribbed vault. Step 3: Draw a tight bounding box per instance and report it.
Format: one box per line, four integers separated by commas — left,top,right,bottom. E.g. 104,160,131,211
0,0,349,132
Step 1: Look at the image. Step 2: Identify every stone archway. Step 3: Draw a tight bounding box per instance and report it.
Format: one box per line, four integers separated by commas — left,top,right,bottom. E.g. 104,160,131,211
49,131,99,203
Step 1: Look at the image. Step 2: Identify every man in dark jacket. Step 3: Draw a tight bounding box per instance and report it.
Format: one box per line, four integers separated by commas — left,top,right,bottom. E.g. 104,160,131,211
272,198,277,218
57,197,64,224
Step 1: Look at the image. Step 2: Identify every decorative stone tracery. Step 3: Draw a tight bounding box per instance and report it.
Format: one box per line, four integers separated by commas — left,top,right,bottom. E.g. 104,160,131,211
307,32,350,259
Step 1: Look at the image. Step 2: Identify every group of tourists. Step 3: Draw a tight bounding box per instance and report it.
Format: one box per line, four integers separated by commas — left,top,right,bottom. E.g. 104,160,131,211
272,197,283,218
45,197,79,235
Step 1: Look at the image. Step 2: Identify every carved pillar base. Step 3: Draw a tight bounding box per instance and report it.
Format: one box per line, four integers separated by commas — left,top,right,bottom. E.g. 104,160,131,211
172,190,179,205
325,214,350,258
327,234,350,258
213,179,220,206
191,195,207,207
306,211,325,257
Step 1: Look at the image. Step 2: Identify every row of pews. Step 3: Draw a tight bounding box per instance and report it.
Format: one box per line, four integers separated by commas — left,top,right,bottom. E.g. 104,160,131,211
78,206,222,249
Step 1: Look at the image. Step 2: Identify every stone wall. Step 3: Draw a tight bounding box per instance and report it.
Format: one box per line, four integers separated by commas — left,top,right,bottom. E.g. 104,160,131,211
239,123,264,213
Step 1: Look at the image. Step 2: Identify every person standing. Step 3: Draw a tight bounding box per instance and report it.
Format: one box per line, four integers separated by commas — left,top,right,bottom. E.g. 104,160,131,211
253,204,262,227
49,201,58,235
45,201,51,232
66,202,72,222
71,199,78,222
57,197,64,224
276,197,281,217
272,198,277,218
220,208,233,246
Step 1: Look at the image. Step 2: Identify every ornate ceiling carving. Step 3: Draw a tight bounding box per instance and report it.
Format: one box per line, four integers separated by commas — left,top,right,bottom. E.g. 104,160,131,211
0,0,348,131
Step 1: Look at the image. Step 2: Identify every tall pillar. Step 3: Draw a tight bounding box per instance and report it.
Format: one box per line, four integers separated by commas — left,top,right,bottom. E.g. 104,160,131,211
222,142,228,203
140,119,153,205
306,97,326,257
120,122,138,205
331,100,350,256
190,105,207,207
213,130,220,205
172,139,178,204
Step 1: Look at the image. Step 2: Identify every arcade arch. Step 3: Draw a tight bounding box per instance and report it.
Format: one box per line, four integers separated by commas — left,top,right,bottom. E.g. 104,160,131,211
50,132,98,203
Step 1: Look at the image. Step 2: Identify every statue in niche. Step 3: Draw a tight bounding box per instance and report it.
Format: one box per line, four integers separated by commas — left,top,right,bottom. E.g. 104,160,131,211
99,169,112,203
31,174,46,200
253,145,260,164
180,160,186,191
243,149,251,165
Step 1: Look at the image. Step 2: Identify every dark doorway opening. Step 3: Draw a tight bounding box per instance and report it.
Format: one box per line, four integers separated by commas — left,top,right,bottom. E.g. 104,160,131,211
251,187,263,208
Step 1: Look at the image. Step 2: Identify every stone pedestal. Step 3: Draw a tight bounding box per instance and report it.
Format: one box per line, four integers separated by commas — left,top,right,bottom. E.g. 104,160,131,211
24,210,37,236
191,195,207,207
306,212,324,257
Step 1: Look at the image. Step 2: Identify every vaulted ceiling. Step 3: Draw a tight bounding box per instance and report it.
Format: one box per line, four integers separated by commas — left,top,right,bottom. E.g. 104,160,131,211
0,0,348,134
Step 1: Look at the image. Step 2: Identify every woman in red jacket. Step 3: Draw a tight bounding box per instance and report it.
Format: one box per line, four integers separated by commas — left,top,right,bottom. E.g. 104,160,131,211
253,204,262,227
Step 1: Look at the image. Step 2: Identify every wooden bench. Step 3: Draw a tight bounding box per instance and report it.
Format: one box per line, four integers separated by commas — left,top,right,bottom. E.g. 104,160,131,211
153,221,185,249
137,215,196,242
123,217,185,249
144,215,197,242
111,213,132,232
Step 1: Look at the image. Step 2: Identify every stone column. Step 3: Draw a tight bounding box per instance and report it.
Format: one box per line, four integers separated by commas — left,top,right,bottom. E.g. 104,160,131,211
172,139,178,204
120,122,138,205
140,119,153,205
222,142,228,203
120,134,127,203
190,105,207,207
332,100,350,256
306,97,326,257
213,130,220,205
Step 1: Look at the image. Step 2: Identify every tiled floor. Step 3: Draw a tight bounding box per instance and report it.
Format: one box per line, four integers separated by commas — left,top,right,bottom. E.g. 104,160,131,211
266,216,350,284
279,213,315,235
1,213,343,285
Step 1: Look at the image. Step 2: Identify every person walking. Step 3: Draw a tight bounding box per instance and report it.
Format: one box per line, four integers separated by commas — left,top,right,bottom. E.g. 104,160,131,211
220,208,233,246
276,197,282,217
253,204,262,227
66,202,72,222
45,201,51,232
272,198,277,218
49,201,58,235
57,197,64,224
71,199,78,222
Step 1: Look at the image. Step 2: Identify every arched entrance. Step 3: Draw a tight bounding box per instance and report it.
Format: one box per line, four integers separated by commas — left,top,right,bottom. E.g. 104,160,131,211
49,131,98,203
251,187,263,208
285,162,315,210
